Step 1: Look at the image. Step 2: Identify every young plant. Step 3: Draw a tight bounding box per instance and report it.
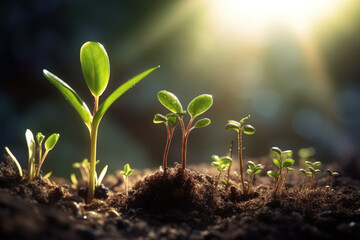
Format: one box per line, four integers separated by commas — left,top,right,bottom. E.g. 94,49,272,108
225,141,234,191
267,170,280,190
70,158,108,189
120,163,133,196
326,169,339,191
157,90,213,171
268,147,295,196
153,113,178,176
246,161,263,193
211,155,232,187
299,168,312,191
225,115,255,194
5,129,59,181
305,160,321,189
43,41,159,202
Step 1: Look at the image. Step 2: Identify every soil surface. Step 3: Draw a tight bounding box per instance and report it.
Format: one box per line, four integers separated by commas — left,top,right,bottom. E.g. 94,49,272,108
0,157,359,240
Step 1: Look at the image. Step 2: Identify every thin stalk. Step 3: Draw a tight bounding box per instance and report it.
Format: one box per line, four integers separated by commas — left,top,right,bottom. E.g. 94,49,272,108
216,171,221,187
273,166,283,196
125,175,128,196
280,169,289,192
311,173,315,189
36,149,49,178
330,175,333,188
181,117,194,171
87,123,98,203
225,141,234,191
248,174,254,193
302,176,307,191
36,142,43,178
163,122,173,176
237,129,246,194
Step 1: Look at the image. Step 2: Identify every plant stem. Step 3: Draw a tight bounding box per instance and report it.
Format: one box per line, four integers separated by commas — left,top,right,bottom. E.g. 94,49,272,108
87,122,98,203
273,166,283,196
311,173,315,189
237,129,245,194
330,175,333,188
248,174,254,193
125,175,128,196
163,122,172,176
93,96,99,116
36,150,49,178
225,141,233,191
181,117,194,171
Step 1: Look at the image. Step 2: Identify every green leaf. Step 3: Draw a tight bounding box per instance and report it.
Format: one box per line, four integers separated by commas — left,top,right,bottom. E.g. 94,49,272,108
281,150,293,159
225,123,239,132
194,118,211,128
267,170,279,179
221,179,227,186
246,169,252,175
332,172,340,177
309,167,315,172
282,159,295,167
157,90,183,114
36,132,45,145
211,155,220,161
247,161,256,170
43,70,92,126
70,173,78,185
218,156,232,165
313,161,322,167
122,163,133,176
94,66,159,126
270,147,281,157
97,165,108,186
45,133,60,151
43,171,52,179
305,161,313,167
242,125,255,135
153,113,167,124
287,167,295,171
239,115,250,125
187,94,213,118
4,147,23,177
25,129,36,180
166,113,178,128
211,162,220,168
326,169,332,175
299,169,307,175
306,172,313,176
273,158,281,168
228,120,240,126
80,42,110,97
254,169,262,174
315,169,321,175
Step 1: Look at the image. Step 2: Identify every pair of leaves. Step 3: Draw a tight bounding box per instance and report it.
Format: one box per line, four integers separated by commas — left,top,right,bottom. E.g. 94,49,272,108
326,169,340,177
267,170,280,179
211,155,232,172
272,158,295,168
270,147,293,159
225,116,255,135
121,163,133,177
44,41,159,129
153,113,178,128
247,161,262,175
305,161,321,167
157,90,213,118
26,130,60,152
299,168,313,176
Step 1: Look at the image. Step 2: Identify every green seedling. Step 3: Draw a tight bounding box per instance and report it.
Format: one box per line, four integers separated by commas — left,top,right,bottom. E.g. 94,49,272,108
43,41,159,202
268,147,295,196
246,161,263,193
157,90,213,171
120,163,133,196
326,169,340,191
299,168,312,191
225,141,234,191
70,158,108,189
5,129,59,181
305,160,321,189
153,112,178,176
211,155,232,187
225,115,255,194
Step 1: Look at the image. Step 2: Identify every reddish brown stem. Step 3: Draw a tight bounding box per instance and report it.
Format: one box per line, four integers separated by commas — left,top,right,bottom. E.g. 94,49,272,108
180,117,194,171
163,122,174,176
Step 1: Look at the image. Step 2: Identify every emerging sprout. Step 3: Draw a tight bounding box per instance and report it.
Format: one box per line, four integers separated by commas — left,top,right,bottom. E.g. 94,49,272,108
120,163,133,196
157,90,213,171
70,158,108,189
246,161,263,193
299,168,312,191
5,129,59,181
305,160,322,189
268,147,295,196
153,112,178,176
326,169,340,191
43,41,159,202
211,155,232,187
225,115,255,194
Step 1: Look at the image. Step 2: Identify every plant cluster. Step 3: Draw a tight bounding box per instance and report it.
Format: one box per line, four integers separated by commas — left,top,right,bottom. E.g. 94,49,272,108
5,129,59,181
299,160,321,189
246,161,263,193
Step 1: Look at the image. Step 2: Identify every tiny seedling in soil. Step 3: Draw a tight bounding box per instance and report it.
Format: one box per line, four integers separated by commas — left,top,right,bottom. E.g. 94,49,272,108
267,147,295,196
299,168,312,191
157,90,213,171
225,115,255,194
304,160,321,189
43,41,159,202
211,155,232,187
120,163,133,196
5,129,59,181
153,111,178,176
326,169,340,191
70,159,108,190
246,161,263,193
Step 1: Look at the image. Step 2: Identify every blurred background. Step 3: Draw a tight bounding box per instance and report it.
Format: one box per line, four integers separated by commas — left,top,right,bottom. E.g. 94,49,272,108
1,0,360,178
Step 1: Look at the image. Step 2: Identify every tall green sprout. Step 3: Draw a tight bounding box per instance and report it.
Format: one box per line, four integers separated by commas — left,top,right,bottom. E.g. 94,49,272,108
43,41,159,202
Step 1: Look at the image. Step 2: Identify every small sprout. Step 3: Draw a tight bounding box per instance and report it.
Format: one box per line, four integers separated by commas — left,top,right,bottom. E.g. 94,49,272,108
97,165,108,187
5,129,59,181
71,158,108,189
43,171,52,179
211,155,232,187
225,115,255,195
268,147,295,196
157,90,213,171
44,41,159,203
326,169,340,191
120,163,133,196
246,161,263,193
153,112,178,176
304,160,322,189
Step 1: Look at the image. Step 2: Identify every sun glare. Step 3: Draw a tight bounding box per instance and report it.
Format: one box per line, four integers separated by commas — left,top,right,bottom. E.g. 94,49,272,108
208,0,346,39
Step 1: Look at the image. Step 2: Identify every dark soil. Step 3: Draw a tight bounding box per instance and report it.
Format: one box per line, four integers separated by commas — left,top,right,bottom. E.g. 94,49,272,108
1,158,359,240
